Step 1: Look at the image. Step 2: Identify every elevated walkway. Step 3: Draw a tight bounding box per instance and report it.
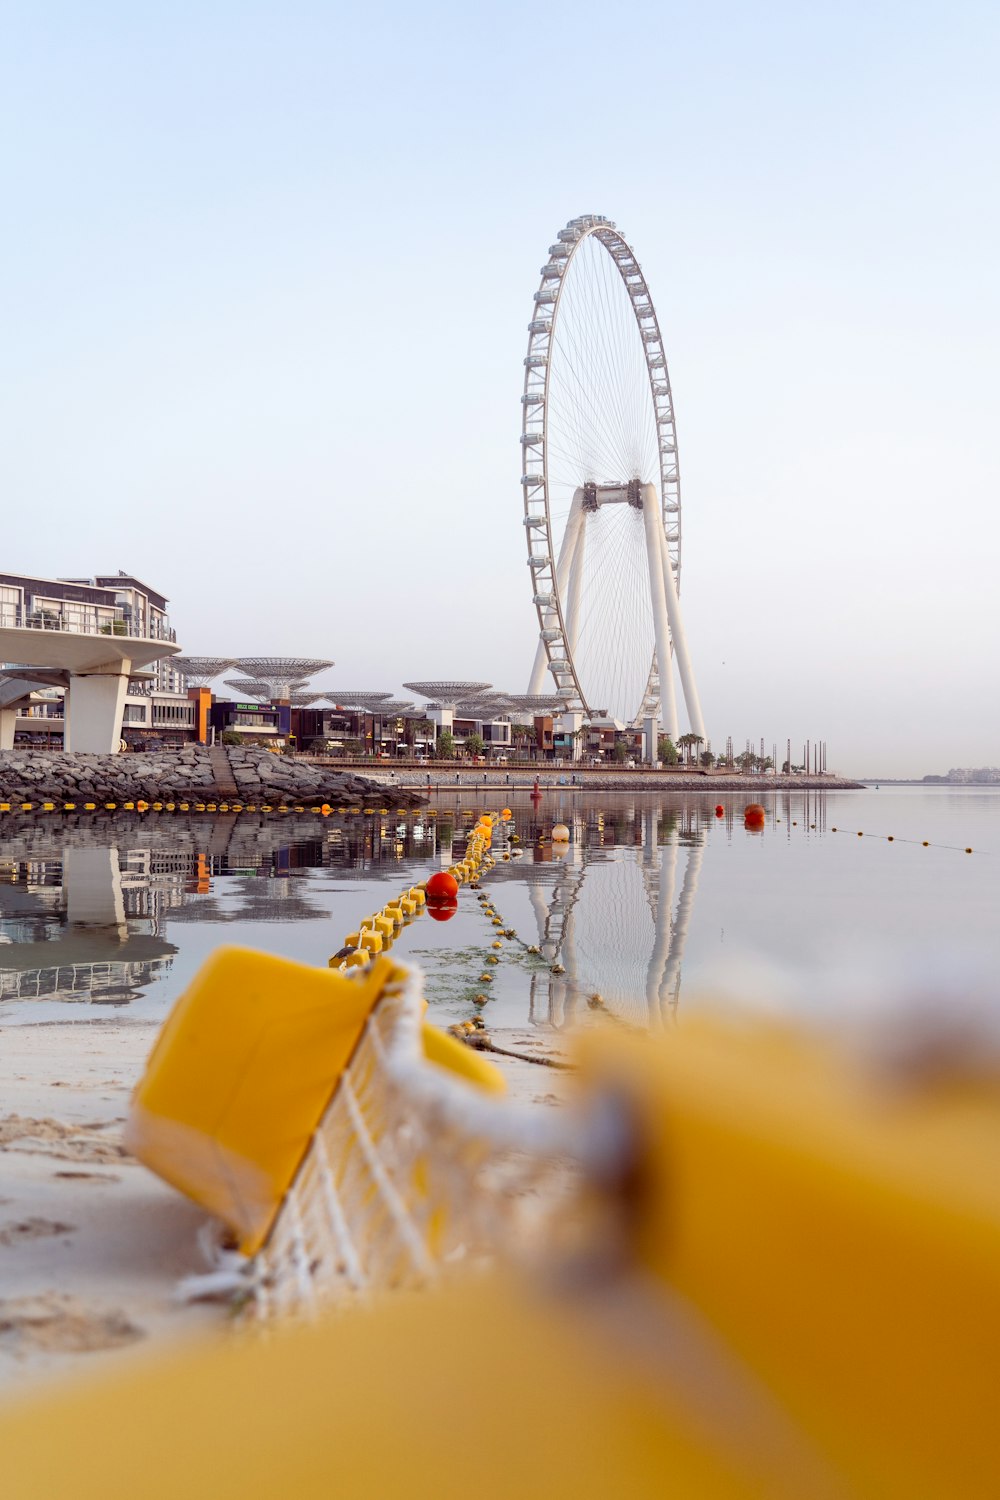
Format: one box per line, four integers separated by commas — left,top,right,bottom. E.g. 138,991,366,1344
0,622,180,753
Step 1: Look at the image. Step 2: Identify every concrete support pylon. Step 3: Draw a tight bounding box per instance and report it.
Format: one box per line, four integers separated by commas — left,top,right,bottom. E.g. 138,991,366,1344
64,847,127,935
64,661,132,754
0,707,16,750
646,486,705,741
641,488,678,739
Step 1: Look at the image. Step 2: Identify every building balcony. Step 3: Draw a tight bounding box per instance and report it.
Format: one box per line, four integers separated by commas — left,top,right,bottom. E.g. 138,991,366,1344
1,604,175,643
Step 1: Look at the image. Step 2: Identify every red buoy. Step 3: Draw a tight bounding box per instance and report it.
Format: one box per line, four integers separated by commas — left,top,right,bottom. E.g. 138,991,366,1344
714,804,724,817
426,899,458,922
425,870,459,901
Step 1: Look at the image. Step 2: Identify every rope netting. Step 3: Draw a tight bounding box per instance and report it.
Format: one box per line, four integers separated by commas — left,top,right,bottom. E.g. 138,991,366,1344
235,964,591,1321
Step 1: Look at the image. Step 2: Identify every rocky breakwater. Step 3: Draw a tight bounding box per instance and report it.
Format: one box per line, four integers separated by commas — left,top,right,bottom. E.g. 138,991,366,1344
0,746,425,807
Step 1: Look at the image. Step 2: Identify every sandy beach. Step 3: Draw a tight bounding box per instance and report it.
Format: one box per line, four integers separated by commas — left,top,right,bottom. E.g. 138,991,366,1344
0,1011,569,1396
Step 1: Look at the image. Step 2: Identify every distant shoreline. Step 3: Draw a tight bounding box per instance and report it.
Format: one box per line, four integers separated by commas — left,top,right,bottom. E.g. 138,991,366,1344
379,768,865,793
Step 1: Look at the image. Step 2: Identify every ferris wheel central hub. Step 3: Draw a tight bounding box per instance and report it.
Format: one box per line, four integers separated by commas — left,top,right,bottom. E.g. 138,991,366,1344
582,480,647,511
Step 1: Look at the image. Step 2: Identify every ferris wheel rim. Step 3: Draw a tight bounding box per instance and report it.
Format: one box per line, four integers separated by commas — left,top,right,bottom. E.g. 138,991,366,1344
521,216,682,721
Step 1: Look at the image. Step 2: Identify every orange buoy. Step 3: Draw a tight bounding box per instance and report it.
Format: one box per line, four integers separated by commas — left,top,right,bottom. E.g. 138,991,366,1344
744,802,766,832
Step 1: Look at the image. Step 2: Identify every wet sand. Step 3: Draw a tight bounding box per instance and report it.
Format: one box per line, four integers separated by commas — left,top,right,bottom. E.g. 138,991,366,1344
0,1019,221,1393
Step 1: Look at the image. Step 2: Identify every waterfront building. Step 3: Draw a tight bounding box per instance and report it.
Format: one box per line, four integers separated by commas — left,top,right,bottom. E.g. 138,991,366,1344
0,569,182,752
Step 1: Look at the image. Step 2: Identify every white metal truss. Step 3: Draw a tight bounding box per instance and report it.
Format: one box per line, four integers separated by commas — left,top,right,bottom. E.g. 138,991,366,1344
521,215,704,735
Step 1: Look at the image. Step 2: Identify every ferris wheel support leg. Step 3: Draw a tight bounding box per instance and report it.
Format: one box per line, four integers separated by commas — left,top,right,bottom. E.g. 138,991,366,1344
658,841,705,1013
528,635,549,695
564,514,587,657
649,488,706,740
646,833,678,1025
641,490,678,738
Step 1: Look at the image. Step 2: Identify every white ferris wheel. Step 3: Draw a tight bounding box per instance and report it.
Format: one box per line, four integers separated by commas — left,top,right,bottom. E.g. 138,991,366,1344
522,215,705,739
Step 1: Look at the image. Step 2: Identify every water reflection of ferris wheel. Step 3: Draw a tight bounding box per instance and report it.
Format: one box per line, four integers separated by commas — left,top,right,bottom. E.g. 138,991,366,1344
526,809,704,1030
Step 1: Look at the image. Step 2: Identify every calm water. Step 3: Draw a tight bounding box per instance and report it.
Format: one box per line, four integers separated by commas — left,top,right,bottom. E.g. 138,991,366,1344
1,787,997,1032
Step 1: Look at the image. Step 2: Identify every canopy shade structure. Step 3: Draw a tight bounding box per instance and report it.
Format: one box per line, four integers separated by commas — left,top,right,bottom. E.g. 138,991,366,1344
224,680,274,701
324,692,394,708
235,659,334,698
171,657,239,687
500,694,573,713
403,682,492,707
452,697,518,716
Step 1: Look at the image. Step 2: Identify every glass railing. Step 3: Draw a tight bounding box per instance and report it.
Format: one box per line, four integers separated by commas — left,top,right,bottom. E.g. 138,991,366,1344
0,606,175,643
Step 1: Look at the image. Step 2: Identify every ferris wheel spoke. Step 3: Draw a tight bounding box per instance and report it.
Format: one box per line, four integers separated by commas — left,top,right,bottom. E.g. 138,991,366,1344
548,331,634,479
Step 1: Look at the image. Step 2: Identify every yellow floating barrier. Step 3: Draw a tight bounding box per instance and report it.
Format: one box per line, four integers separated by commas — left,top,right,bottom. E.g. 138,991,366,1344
126,950,400,1255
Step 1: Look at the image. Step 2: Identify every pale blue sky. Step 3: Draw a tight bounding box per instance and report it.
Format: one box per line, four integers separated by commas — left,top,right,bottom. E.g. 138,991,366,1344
2,2,998,775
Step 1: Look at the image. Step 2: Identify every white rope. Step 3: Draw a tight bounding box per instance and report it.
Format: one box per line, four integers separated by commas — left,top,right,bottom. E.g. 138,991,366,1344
339,1071,435,1278
312,1130,366,1291
242,961,597,1320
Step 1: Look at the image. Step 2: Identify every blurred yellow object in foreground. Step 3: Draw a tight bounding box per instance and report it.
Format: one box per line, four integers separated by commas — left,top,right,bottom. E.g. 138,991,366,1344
3,995,997,1497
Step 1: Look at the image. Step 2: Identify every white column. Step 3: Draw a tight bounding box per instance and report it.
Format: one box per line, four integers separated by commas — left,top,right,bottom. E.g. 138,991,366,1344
64,847,127,935
64,661,132,753
527,635,550,695
642,713,660,766
564,507,587,656
0,707,16,750
647,486,706,741
641,487,678,738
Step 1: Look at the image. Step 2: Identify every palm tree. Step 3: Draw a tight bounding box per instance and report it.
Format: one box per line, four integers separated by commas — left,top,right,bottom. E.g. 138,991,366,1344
511,723,536,761
677,732,703,766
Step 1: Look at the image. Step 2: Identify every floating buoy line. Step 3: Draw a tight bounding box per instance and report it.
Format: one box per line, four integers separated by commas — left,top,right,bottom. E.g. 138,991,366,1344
321,809,574,1068
0,801,444,817
326,809,516,972
828,827,979,855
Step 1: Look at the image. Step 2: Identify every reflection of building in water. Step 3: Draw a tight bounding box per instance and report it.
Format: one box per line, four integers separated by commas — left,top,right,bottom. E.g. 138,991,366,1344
0,814,448,1005
524,806,704,1030
0,846,176,1004
166,874,329,926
